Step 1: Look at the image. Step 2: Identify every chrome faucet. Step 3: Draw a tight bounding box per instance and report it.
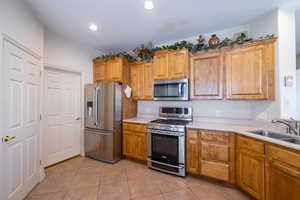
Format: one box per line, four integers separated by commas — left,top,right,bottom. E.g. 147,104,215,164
272,118,300,136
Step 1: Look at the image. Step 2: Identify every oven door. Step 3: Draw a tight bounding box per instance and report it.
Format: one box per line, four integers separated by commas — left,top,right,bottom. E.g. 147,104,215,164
148,130,185,176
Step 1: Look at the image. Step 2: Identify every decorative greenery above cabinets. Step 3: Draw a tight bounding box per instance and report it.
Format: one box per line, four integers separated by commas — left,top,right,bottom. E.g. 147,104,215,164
94,34,276,62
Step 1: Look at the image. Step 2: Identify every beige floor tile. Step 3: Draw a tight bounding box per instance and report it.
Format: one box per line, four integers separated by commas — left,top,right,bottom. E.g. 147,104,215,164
159,179,188,193
29,179,64,196
222,187,251,200
25,191,66,200
64,186,98,200
100,168,127,184
70,173,100,189
163,189,198,200
189,182,229,200
128,180,161,199
99,181,129,200
131,194,165,200
126,167,150,181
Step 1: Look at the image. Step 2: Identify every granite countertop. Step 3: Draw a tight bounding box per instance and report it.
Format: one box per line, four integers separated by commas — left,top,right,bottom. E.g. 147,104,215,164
123,117,300,151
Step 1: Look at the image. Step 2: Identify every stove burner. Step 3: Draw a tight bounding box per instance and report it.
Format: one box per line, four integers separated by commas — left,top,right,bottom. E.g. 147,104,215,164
150,119,190,126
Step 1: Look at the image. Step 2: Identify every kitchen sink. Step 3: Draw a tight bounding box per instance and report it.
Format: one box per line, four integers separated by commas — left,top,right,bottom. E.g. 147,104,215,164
280,137,300,145
247,130,291,139
248,130,300,145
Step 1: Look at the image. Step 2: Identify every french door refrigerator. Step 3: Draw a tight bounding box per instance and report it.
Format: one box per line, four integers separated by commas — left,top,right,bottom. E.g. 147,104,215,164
84,83,122,163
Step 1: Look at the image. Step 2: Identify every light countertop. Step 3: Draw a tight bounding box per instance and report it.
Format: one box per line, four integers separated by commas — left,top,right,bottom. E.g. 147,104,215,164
123,117,300,151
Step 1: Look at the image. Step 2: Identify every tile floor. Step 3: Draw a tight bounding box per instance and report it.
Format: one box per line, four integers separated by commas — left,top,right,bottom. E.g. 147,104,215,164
26,157,251,200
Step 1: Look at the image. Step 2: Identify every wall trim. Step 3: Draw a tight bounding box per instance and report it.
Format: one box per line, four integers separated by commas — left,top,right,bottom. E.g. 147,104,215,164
2,33,42,60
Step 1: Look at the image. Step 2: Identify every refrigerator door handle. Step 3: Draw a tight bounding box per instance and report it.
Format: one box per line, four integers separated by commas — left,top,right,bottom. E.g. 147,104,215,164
94,87,98,126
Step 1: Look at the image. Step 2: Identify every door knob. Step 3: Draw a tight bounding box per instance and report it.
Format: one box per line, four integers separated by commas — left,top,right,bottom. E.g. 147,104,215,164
76,117,81,120
2,136,16,143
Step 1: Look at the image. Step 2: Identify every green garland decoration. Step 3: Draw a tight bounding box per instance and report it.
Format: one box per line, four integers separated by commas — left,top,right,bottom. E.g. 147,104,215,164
94,34,275,62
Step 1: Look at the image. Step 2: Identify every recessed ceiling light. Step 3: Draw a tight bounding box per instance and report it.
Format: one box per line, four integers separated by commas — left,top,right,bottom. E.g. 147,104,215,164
89,24,98,31
144,0,154,10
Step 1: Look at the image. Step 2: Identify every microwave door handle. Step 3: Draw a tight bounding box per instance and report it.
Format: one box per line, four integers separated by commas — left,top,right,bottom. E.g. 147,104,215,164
178,83,182,96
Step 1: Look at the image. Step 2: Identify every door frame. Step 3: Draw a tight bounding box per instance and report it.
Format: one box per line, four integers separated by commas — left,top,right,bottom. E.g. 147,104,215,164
41,64,85,169
0,33,43,199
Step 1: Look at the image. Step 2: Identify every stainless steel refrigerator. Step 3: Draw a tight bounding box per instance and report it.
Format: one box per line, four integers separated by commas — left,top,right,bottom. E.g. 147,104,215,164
84,83,122,163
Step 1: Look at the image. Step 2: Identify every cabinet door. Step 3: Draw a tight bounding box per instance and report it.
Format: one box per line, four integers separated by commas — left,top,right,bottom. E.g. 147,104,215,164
131,62,143,100
153,50,169,80
190,52,223,99
143,62,154,100
168,49,189,79
265,159,300,200
226,43,275,100
107,58,123,82
236,149,265,200
123,132,135,157
135,132,147,161
187,130,200,174
94,60,106,82
201,142,229,162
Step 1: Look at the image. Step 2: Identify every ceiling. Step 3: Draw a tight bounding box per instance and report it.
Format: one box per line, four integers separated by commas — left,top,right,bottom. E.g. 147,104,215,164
26,0,291,54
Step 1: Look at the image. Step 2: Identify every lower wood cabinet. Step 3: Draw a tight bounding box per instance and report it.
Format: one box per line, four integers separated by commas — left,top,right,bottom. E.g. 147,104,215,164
236,136,265,200
122,123,147,162
186,129,235,183
265,144,300,200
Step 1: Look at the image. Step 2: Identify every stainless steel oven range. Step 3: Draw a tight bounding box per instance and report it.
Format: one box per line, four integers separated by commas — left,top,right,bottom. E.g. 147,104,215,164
147,107,192,177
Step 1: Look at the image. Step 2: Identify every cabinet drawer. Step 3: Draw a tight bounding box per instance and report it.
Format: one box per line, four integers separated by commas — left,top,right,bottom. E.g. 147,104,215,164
201,160,229,181
201,142,229,162
237,136,264,154
123,123,147,132
266,145,300,169
201,131,229,144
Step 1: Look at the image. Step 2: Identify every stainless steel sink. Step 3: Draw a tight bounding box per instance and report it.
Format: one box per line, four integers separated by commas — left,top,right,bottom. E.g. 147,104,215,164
247,130,291,139
280,137,300,144
247,130,300,145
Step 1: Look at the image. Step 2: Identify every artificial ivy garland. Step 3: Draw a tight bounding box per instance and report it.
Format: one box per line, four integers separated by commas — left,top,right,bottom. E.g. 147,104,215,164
94,34,275,62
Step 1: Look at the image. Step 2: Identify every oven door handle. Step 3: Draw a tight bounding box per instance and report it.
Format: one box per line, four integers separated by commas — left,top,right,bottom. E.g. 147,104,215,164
147,158,185,169
148,130,184,137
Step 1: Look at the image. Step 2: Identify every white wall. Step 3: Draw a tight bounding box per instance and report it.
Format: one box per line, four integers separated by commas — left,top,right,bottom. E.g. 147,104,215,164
0,1,44,199
0,0,44,56
44,28,100,83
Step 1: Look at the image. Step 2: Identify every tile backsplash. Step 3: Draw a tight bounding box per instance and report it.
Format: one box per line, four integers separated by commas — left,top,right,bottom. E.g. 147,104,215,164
137,100,279,121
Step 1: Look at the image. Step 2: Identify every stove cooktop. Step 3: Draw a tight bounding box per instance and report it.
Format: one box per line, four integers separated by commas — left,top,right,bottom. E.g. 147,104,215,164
150,119,190,126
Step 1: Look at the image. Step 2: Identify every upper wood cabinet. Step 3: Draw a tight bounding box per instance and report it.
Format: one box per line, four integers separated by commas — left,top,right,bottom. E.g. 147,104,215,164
93,57,125,82
225,40,275,100
190,51,224,99
143,62,154,99
130,61,153,100
168,49,189,79
106,57,123,82
153,49,189,80
93,59,106,82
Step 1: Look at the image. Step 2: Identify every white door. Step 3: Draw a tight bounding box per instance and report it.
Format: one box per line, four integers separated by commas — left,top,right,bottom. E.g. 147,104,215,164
2,40,41,200
43,69,81,167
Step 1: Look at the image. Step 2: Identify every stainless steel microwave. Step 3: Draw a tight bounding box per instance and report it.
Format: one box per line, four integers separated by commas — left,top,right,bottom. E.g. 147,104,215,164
153,78,189,101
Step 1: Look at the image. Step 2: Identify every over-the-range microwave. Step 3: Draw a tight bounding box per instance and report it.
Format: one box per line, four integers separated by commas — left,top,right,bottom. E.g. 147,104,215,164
153,78,189,101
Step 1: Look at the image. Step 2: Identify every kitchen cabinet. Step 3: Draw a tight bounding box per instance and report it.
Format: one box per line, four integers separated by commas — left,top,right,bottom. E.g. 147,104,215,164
122,123,147,162
187,130,200,174
93,59,106,82
168,49,189,79
93,57,125,82
153,49,189,80
130,61,154,100
106,57,123,82
190,51,224,99
265,144,300,200
236,136,265,200
225,40,275,100
186,129,235,183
